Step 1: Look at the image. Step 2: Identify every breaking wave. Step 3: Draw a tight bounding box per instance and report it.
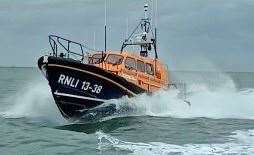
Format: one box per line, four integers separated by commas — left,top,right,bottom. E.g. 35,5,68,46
111,86,254,119
96,129,254,155
1,79,66,125
109,72,254,120
1,72,254,123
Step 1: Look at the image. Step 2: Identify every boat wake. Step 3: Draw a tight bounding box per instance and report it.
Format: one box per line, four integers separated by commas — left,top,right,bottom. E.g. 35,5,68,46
111,83,254,120
96,129,254,154
99,72,254,120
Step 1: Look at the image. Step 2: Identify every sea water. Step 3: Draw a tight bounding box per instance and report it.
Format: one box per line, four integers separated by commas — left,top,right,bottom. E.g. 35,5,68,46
1,67,254,155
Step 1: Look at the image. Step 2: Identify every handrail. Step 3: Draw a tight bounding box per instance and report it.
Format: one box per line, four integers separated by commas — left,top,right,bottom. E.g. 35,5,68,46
48,35,103,62
49,35,86,61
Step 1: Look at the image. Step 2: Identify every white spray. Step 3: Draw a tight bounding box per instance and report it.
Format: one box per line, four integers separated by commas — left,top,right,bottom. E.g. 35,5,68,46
111,72,254,119
1,79,66,124
1,72,254,122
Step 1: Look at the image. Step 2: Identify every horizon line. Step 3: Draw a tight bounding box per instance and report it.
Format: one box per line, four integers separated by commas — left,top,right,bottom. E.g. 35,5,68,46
0,66,253,73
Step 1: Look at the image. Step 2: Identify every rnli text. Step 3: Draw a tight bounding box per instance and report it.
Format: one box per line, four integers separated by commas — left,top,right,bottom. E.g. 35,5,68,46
57,74,103,94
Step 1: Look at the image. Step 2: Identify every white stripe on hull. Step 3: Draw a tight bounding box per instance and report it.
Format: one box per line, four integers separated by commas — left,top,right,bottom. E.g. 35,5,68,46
54,92,106,102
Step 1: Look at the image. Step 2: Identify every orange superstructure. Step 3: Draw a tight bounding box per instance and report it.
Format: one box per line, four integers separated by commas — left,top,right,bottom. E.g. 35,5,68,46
89,51,169,92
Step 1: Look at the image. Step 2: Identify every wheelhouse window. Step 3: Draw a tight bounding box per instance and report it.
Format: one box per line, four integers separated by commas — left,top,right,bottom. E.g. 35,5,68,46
106,54,124,65
146,63,154,75
125,57,136,70
137,60,145,72
89,53,105,64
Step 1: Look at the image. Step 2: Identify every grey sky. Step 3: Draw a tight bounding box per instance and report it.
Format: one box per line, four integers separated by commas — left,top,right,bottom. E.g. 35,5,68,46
0,0,253,71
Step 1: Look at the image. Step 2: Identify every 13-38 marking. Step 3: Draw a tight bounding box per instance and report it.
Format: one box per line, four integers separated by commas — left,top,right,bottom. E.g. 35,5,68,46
81,81,103,94
58,74,103,94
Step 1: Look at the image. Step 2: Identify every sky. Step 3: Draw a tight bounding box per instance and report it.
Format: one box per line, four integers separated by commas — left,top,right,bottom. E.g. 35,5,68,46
0,0,253,72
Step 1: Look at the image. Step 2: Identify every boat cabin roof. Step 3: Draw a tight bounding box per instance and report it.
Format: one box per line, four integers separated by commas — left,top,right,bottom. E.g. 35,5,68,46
90,51,163,64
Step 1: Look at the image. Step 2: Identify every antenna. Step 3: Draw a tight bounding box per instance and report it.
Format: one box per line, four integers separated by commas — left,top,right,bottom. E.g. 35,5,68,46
151,0,154,28
155,27,158,58
154,0,158,58
126,18,129,39
155,0,158,28
93,31,96,50
104,0,107,53
144,3,148,19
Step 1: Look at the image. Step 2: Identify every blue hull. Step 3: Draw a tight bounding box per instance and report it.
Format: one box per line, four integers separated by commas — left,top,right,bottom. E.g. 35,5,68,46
38,56,146,119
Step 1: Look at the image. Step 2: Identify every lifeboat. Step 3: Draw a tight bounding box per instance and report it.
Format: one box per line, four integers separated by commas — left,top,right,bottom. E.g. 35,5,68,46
38,4,170,119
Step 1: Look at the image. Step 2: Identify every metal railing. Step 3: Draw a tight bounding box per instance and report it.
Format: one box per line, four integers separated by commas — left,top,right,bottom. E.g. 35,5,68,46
49,35,93,62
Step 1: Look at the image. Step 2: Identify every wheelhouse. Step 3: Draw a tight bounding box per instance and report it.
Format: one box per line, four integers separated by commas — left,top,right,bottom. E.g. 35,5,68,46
88,51,169,92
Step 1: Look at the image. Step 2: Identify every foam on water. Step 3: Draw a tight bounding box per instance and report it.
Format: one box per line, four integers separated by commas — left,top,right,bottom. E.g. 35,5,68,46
96,130,254,155
1,72,253,123
109,73,254,119
1,80,66,124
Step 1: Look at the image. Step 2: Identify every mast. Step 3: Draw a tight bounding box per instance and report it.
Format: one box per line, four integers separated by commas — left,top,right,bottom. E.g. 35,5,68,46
93,31,96,50
104,0,107,53
144,3,148,19
121,3,158,59
104,26,107,53
155,28,158,59
154,0,158,59
126,18,129,39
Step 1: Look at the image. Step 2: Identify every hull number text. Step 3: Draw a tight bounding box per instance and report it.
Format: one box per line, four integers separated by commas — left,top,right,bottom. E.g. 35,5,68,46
57,74,103,94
